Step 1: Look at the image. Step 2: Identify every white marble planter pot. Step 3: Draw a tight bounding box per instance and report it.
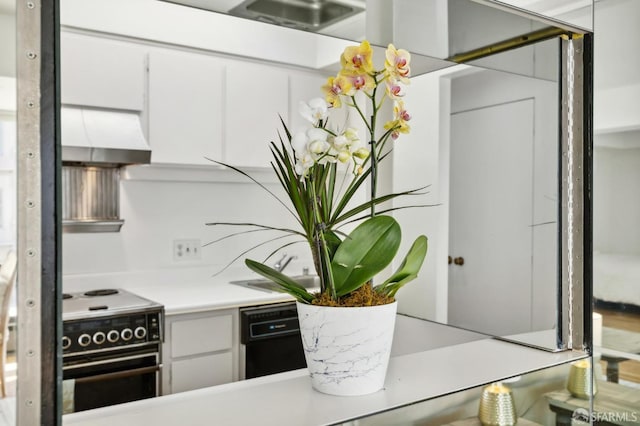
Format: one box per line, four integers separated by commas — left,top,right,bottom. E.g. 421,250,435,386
296,301,398,396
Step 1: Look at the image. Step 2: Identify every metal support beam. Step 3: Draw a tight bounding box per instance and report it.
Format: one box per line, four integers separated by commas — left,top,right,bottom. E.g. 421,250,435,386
558,34,593,352
16,0,60,424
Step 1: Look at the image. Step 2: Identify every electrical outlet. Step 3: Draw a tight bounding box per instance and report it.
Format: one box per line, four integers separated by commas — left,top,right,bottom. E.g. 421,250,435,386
173,239,202,261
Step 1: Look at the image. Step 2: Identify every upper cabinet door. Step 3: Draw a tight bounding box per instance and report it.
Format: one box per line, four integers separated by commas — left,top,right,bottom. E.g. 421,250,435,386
288,72,325,134
224,61,288,168
148,50,224,165
60,32,145,111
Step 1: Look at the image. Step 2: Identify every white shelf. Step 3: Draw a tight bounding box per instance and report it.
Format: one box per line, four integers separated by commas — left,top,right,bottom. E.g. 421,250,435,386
63,321,586,426
120,163,280,184
594,129,640,149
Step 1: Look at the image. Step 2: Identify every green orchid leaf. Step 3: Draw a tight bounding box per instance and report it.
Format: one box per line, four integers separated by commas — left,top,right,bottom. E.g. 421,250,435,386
377,273,418,298
245,259,314,303
333,186,429,225
375,235,428,297
324,229,342,260
331,215,401,297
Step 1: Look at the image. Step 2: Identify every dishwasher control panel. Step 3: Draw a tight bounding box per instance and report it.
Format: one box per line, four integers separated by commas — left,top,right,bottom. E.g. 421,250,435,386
240,302,300,343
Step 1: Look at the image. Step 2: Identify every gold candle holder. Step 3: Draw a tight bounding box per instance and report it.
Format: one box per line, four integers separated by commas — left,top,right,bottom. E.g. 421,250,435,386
567,359,597,399
478,382,518,426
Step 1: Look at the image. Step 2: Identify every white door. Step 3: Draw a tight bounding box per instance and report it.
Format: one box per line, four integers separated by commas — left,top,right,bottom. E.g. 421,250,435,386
448,70,557,337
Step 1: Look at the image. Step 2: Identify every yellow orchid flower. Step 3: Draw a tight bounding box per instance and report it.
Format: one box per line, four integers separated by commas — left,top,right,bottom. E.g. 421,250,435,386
322,74,354,108
384,100,411,138
344,72,376,93
340,40,374,76
385,79,406,99
385,44,411,84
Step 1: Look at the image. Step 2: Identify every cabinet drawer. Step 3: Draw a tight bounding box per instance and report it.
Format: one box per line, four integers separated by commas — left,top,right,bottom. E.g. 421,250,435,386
170,352,233,393
171,314,232,357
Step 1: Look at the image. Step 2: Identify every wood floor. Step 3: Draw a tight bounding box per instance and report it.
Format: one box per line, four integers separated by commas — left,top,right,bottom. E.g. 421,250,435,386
594,307,640,385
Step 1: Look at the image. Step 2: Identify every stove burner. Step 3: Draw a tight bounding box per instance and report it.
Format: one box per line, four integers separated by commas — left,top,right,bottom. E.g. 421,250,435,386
84,289,119,297
62,293,73,300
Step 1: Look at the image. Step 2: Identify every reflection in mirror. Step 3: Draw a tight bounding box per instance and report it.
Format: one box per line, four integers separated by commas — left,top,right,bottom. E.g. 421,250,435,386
161,0,585,79
447,61,558,348
57,1,590,420
392,37,559,351
0,0,17,424
59,0,583,360
593,0,640,393
501,0,594,31
151,1,576,352
345,359,610,425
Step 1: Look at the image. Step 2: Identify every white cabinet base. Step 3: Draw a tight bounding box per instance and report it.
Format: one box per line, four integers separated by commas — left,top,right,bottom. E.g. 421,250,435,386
170,352,234,394
163,308,239,395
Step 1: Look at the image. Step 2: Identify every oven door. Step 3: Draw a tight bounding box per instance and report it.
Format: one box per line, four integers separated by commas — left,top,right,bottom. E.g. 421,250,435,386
63,347,161,413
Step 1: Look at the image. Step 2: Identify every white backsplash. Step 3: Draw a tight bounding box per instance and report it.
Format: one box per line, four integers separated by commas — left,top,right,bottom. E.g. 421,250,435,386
62,177,315,292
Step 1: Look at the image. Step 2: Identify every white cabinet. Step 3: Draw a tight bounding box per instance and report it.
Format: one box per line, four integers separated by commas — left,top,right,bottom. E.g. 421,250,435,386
224,60,288,168
60,32,145,111
149,50,224,165
163,309,238,395
288,72,325,134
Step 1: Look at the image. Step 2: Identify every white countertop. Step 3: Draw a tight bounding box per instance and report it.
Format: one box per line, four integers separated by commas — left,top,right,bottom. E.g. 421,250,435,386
129,281,295,315
64,267,300,315
62,269,587,425
63,331,586,426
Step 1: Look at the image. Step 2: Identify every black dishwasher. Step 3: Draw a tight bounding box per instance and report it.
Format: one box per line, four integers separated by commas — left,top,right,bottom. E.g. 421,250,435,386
240,302,307,379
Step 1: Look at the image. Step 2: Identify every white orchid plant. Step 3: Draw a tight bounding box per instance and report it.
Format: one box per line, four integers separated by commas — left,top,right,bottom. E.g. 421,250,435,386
208,41,428,305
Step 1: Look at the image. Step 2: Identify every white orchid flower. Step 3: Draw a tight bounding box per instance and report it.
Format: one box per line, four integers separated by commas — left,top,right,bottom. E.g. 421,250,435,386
307,127,328,142
348,138,364,153
332,134,349,149
292,131,309,159
353,147,370,160
345,127,359,139
299,98,329,124
295,152,315,176
306,128,330,155
309,140,329,155
337,150,352,163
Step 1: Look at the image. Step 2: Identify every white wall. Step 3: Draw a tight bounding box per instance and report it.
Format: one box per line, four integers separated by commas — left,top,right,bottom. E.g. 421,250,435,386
591,0,640,256
593,147,640,255
392,69,453,323
593,0,640,91
0,13,15,78
62,176,316,288
593,0,640,133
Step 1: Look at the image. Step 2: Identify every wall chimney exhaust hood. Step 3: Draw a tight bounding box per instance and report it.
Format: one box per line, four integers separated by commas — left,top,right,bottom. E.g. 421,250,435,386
61,106,151,165
61,106,151,233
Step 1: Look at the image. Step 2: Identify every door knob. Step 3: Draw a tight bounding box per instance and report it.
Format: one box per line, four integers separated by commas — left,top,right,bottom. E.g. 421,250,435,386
454,257,464,266
448,255,452,265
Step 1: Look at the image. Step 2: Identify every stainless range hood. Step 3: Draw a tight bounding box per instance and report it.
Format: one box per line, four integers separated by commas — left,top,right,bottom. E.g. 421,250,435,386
229,0,364,32
62,165,124,233
62,106,151,233
162,0,364,33
61,106,151,165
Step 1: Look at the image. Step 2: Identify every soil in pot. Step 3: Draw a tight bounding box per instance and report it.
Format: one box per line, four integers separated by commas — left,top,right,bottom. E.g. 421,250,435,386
311,283,394,307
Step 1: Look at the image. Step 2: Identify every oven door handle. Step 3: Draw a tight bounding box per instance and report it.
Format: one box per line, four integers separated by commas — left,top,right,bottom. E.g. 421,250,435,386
63,352,158,371
72,365,161,385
